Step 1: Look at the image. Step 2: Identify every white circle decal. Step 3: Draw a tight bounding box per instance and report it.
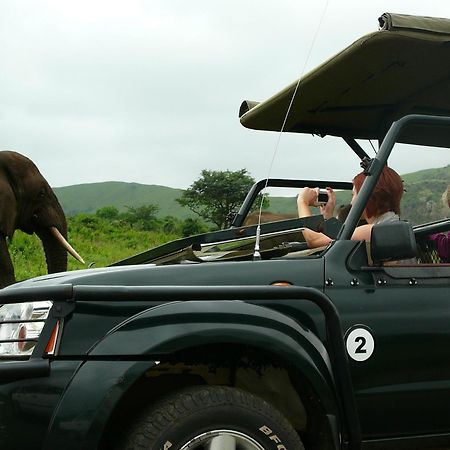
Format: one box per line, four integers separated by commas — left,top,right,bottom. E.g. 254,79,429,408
345,327,375,362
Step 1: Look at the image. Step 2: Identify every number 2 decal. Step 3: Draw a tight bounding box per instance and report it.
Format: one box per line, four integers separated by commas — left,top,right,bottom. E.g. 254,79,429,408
354,336,367,353
345,326,375,361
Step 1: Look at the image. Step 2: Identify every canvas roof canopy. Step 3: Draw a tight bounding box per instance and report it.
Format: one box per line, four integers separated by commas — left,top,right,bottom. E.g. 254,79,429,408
239,13,450,148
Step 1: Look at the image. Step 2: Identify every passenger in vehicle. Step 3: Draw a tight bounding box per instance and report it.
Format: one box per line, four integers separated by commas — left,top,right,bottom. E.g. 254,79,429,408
336,203,367,225
428,184,450,262
297,166,403,248
336,203,351,222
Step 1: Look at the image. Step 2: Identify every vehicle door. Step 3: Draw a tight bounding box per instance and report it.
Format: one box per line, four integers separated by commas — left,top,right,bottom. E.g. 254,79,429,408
324,240,450,439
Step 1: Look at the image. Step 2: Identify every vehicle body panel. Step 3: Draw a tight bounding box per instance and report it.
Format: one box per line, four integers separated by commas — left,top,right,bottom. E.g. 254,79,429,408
44,361,154,450
324,240,450,438
54,258,325,355
87,300,338,413
0,361,81,449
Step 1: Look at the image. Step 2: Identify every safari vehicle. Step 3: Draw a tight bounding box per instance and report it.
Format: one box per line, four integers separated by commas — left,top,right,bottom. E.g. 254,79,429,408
1,12,450,450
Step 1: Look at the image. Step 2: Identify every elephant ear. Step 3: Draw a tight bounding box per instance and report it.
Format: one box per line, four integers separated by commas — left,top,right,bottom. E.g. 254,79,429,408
0,175,17,237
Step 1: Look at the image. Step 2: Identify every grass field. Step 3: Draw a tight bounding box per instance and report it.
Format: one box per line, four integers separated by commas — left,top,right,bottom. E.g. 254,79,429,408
9,218,178,283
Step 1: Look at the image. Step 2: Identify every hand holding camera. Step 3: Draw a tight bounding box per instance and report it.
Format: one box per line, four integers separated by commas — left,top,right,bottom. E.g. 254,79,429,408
297,187,336,220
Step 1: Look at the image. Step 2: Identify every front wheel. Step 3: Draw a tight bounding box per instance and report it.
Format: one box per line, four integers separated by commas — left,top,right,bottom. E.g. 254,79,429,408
121,385,304,450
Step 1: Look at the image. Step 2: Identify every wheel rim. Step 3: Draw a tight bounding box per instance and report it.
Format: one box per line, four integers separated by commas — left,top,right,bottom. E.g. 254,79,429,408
179,429,266,450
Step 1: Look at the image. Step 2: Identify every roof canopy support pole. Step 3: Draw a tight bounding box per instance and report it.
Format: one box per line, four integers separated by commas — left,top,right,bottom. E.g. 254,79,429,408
342,137,370,161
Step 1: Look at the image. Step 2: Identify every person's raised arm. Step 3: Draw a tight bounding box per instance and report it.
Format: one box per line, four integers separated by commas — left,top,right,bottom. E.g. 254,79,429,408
297,187,335,248
297,187,317,217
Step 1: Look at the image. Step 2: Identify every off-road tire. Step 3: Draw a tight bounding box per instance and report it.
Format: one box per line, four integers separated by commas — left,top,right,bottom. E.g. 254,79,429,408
121,385,304,449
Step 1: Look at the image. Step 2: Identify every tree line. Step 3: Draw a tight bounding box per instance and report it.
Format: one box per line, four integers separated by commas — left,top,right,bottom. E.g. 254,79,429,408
91,205,208,236
79,168,262,234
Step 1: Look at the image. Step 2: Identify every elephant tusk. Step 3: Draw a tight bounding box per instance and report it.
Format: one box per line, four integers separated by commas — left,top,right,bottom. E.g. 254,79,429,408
50,227,85,265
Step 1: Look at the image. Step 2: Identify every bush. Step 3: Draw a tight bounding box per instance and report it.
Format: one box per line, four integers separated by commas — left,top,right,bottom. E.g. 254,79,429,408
181,218,208,237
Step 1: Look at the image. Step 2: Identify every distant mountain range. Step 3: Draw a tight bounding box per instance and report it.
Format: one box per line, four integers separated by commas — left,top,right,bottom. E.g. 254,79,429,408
54,165,450,224
55,182,192,218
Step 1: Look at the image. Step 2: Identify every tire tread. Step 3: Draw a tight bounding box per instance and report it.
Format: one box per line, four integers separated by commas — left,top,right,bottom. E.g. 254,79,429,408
121,385,304,450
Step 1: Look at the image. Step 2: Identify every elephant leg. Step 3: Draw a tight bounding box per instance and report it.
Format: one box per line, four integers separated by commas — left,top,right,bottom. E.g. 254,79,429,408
0,235,16,288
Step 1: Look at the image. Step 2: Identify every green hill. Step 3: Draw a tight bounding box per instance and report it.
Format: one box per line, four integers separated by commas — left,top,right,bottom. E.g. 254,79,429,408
55,182,196,219
401,165,450,224
54,165,450,225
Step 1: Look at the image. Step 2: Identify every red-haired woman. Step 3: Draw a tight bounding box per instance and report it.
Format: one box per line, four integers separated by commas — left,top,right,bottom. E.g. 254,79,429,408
297,166,404,248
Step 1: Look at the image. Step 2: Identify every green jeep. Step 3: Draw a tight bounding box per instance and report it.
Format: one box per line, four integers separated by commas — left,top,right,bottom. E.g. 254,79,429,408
1,12,449,450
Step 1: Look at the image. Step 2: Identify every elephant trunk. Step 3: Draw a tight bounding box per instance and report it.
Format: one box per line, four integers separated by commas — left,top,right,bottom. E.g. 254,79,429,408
36,227,84,274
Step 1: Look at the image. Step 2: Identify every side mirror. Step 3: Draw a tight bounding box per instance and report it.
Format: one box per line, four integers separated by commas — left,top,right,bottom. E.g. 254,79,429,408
371,221,417,265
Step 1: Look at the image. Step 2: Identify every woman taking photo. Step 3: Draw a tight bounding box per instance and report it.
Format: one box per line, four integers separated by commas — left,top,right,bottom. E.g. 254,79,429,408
297,165,404,248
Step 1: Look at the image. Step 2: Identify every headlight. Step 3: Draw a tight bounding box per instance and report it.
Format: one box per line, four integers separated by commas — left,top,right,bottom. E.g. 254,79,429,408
0,301,52,357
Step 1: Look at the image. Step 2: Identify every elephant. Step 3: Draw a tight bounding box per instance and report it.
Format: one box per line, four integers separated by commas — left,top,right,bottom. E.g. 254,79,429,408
0,151,84,288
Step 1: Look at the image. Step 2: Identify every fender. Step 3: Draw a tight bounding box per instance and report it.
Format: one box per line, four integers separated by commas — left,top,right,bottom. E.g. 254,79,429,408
44,301,340,449
44,360,156,450
88,300,339,415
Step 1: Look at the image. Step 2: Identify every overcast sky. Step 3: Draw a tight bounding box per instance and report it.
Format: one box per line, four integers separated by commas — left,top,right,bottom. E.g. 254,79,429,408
1,1,449,189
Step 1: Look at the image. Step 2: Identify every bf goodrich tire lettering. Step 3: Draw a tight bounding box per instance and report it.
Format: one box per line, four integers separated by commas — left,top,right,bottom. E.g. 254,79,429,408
120,386,304,450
